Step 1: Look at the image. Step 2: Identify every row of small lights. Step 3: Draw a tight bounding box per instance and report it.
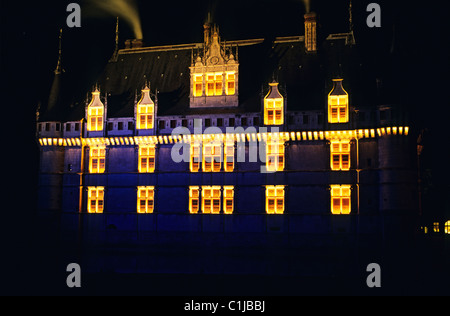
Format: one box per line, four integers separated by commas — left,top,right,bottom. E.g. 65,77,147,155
38,126,409,147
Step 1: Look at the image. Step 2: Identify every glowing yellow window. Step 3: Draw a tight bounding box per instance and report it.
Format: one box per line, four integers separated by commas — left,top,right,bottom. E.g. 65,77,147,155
203,142,222,172
136,104,154,129
136,86,155,129
224,141,235,172
87,107,104,131
328,79,349,124
87,88,104,131
330,185,351,215
137,186,154,214
87,187,104,213
202,186,221,214
206,74,215,96
226,72,235,95
445,221,450,234
138,145,155,173
215,74,223,95
266,185,285,214
189,186,200,214
223,186,234,214
194,75,203,97
190,142,201,172
330,140,351,171
266,139,285,172
264,82,284,125
433,222,440,233
89,146,106,174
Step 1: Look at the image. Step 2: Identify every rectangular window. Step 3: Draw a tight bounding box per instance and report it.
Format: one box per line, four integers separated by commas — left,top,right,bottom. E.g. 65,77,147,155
87,107,104,131
266,185,285,214
217,118,223,127
224,141,235,172
194,74,203,97
229,118,235,127
137,186,154,214
433,222,440,233
139,145,156,173
137,103,154,129
88,187,104,213
89,146,106,174
205,73,224,96
330,185,351,215
226,72,235,95
206,74,215,96
190,142,201,172
266,139,285,172
118,122,124,130
202,186,221,214
302,115,309,125
215,74,223,96
223,186,234,214
203,142,222,172
189,186,200,214
264,99,284,125
328,95,349,123
330,140,351,171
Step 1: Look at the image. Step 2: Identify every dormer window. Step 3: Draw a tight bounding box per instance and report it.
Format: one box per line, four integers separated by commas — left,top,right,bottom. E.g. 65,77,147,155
264,82,284,126
189,24,239,108
86,88,104,132
136,85,155,130
328,79,349,124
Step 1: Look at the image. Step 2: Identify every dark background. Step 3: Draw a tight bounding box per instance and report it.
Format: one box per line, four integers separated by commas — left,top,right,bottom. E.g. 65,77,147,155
1,0,449,295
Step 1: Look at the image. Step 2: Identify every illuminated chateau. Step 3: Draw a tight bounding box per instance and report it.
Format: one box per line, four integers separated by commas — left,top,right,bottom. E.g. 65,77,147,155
36,8,433,256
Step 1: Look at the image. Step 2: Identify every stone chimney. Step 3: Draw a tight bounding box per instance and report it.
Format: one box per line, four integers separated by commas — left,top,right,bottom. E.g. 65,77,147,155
132,39,143,49
304,12,317,53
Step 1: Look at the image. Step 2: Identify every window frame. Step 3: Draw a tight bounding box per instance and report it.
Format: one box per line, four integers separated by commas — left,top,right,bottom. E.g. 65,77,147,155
89,146,106,174
330,185,352,215
189,186,200,214
330,140,351,171
190,142,201,172
138,144,156,173
87,106,104,131
137,186,155,214
328,95,349,123
265,185,285,214
136,103,154,130
266,139,285,172
87,186,104,213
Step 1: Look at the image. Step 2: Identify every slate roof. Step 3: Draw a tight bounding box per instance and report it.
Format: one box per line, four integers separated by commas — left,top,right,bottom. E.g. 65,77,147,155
39,28,381,122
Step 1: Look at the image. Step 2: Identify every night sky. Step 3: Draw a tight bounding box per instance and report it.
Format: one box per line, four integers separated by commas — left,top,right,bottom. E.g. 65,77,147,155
1,0,449,295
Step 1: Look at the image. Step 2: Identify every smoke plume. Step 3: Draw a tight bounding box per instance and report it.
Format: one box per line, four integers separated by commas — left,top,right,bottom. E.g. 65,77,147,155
85,0,143,39
302,0,311,13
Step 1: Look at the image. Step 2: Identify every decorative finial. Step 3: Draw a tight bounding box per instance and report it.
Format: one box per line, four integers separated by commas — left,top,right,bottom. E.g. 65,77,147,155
54,28,63,74
109,17,120,62
349,0,353,33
